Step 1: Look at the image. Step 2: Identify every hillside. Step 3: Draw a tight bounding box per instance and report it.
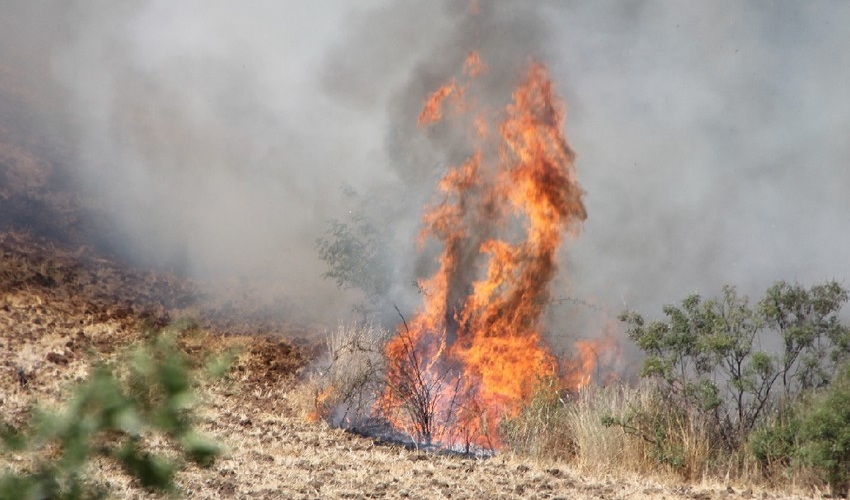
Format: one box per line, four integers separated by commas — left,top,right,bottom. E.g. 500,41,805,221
0,15,823,497
0,232,821,499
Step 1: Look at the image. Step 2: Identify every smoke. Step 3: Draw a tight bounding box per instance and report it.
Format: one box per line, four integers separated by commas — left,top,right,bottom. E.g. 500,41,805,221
2,0,849,328
548,1,850,316
52,1,381,281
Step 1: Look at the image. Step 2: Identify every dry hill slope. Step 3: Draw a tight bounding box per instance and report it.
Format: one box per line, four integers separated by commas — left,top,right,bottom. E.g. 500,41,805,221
0,231,820,499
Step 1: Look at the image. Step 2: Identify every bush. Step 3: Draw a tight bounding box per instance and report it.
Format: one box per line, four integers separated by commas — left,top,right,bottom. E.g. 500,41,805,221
302,320,484,450
797,365,850,497
749,410,801,474
0,322,226,499
620,281,849,461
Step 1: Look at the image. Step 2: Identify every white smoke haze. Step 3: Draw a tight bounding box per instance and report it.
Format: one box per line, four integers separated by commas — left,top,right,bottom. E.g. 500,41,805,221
2,1,849,330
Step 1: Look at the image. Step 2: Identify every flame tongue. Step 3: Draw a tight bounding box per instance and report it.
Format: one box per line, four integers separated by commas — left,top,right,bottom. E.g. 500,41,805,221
380,56,586,448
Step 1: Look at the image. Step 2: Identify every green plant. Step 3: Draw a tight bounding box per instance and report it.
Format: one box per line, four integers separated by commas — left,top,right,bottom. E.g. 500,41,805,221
621,281,849,451
797,365,850,497
760,280,850,399
617,280,850,486
316,186,394,320
0,323,227,499
749,411,800,471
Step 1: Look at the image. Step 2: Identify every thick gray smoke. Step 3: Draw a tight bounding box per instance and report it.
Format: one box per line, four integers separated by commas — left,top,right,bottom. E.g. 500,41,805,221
2,1,849,330
552,2,850,316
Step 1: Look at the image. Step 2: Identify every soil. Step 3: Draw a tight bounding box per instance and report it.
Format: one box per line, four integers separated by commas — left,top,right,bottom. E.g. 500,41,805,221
0,231,824,500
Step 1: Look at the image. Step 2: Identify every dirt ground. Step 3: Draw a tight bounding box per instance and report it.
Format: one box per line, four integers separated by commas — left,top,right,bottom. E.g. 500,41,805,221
0,231,827,500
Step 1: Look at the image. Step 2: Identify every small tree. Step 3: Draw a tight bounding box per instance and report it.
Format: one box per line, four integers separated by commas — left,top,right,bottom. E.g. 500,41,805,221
701,286,779,447
621,281,850,457
760,280,850,400
619,292,721,414
316,187,394,321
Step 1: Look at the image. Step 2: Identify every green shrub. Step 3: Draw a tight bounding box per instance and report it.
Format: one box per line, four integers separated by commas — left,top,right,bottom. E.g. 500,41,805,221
316,187,394,320
797,365,850,497
749,414,800,472
617,280,850,485
0,322,227,499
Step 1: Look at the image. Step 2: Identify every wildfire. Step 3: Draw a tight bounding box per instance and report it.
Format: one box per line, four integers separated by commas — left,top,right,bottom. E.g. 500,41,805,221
378,50,600,449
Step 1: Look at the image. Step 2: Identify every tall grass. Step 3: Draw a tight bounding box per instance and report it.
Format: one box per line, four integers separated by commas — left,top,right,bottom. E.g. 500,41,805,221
293,322,390,425
502,382,717,481
503,379,850,496
498,377,574,460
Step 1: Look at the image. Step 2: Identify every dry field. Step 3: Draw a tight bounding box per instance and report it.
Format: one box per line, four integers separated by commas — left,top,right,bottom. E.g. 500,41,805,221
0,231,825,500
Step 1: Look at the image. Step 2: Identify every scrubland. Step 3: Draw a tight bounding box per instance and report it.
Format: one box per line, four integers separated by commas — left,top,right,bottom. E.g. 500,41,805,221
0,231,829,499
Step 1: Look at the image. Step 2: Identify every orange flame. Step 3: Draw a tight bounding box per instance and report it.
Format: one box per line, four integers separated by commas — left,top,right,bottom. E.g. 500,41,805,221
562,330,623,390
418,79,459,126
380,55,593,449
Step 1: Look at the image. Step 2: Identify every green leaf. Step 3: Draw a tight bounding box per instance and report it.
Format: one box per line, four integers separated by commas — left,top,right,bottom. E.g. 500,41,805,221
116,439,176,492
181,433,222,467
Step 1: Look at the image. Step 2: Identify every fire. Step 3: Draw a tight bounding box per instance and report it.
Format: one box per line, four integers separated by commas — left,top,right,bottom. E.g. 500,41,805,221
418,52,485,127
563,331,622,390
380,53,593,449
418,79,460,126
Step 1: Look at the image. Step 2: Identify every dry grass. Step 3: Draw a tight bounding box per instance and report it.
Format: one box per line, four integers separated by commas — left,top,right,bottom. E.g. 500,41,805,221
0,232,825,499
566,385,647,475
565,384,716,480
292,322,390,424
502,381,817,492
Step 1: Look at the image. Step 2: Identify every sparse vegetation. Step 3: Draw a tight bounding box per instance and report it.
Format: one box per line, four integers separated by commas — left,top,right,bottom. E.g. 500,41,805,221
316,218,850,493
295,321,390,426
1,228,839,499
316,186,395,321
495,280,850,494
0,322,226,499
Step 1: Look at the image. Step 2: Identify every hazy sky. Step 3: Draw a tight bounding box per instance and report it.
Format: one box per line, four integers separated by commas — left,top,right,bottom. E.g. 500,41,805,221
5,1,849,331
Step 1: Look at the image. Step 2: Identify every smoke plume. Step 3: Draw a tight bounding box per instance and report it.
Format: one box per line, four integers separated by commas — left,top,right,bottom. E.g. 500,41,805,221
1,0,849,330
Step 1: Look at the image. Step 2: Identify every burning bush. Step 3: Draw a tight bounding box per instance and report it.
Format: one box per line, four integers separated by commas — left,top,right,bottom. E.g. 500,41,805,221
311,38,617,450
371,51,592,450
